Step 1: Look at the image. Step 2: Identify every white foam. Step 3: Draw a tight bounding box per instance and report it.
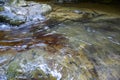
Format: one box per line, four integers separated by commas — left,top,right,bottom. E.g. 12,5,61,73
0,24,11,31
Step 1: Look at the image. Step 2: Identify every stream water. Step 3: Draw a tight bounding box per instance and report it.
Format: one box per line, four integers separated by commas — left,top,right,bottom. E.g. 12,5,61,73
0,1,120,80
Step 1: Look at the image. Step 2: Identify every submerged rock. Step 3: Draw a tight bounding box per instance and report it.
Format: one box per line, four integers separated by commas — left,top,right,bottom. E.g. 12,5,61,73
0,1,120,80
49,19,120,80
4,46,97,80
0,52,15,80
6,52,58,80
46,6,107,25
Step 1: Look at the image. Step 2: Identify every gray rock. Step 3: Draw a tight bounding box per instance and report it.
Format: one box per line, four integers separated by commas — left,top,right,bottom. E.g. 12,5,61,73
6,49,59,80
0,6,26,25
0,1,52,26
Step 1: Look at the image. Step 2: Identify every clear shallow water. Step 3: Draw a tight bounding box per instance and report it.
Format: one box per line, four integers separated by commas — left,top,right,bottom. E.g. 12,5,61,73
0,21,120,80
0,2,120,80
49,20,120,80
0,15,120,80
51,20,120,57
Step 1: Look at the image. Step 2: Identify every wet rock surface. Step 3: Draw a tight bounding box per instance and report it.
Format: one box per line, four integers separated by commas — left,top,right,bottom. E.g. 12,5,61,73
0,1,120,80
0,1,52,26
51,19,120,80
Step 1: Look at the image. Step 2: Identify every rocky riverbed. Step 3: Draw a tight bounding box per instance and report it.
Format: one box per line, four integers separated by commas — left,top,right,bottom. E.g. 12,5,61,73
0,0,120,80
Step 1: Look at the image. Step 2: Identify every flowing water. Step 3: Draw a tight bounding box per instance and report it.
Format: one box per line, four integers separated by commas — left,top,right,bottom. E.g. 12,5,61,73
0,2,120,80
49,20,120,80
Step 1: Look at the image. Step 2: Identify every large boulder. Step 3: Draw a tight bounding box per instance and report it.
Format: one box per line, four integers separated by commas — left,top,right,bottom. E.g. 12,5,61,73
0,1,52,26
0,43,96,80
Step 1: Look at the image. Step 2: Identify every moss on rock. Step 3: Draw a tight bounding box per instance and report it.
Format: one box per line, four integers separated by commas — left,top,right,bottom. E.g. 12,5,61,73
7,62,21,80
0,7,4,11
